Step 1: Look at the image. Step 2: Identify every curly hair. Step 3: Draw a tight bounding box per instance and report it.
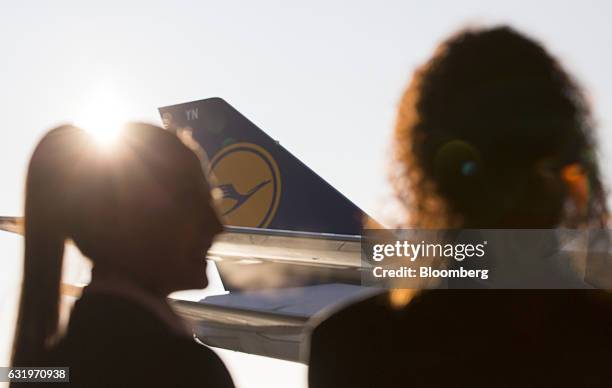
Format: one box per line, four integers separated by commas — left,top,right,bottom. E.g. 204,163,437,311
392,26,608,228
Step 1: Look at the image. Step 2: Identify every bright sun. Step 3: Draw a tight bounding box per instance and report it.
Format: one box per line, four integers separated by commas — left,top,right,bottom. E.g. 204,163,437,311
74,84,130,147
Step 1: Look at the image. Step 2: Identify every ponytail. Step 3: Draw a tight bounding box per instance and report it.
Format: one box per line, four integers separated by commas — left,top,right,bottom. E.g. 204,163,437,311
12,126,88,366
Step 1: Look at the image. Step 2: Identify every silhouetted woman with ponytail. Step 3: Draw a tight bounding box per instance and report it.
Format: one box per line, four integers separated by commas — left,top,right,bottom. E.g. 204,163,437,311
12,123,233,387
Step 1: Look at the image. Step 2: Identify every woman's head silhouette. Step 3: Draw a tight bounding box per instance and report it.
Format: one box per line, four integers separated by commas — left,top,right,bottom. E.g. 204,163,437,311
393,26,608,228
13,123,222,364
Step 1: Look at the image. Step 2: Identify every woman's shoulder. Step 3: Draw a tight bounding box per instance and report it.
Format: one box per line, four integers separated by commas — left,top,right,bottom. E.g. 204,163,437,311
309,290,435,337
50,322,234,388
310,292,393,334
306,292,397,359
53,293,235,388
309,289,612,343
164,338,235,388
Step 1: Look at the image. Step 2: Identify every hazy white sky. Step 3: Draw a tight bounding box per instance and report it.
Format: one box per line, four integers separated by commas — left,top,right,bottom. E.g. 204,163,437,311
2,1,612,387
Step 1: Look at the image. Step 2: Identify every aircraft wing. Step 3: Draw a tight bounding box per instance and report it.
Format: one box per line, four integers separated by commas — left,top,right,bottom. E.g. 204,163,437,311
171,281,378,362
212,226,360,269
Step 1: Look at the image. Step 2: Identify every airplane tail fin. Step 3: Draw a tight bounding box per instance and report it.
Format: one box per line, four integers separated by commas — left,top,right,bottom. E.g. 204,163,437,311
159,98,366,235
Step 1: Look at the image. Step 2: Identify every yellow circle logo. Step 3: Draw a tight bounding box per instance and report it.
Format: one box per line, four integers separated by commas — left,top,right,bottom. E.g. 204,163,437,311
210,143,281,228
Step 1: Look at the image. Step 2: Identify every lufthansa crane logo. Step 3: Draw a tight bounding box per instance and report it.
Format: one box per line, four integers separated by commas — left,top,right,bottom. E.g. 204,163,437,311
209,143,281,228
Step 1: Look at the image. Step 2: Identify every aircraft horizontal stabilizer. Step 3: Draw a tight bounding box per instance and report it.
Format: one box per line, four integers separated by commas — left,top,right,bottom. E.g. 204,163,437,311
0,216,23,235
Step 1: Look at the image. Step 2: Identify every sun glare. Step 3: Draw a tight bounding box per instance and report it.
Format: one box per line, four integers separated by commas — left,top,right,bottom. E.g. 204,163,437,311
75,84,130,147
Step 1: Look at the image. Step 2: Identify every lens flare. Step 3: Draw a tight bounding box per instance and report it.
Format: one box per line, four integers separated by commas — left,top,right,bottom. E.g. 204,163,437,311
74,84,129,147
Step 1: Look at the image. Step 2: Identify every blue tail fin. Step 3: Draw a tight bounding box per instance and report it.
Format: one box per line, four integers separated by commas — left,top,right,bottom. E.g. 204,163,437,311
159,98,365,235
